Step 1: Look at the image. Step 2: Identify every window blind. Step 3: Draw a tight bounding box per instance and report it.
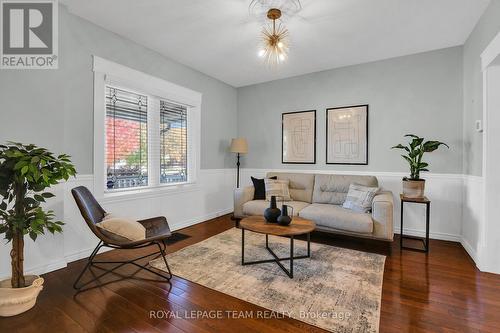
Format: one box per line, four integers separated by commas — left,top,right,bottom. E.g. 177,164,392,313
160,100,187,184
106,86,148,189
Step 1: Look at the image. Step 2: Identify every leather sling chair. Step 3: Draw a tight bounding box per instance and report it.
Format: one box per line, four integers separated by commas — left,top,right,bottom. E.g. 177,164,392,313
71,186,172,291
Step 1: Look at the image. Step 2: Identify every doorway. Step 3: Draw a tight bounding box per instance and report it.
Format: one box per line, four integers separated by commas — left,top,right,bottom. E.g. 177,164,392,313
481,32,500,274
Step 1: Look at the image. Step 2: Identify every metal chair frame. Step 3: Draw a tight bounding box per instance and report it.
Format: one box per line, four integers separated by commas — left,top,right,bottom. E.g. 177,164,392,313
73,240,172,291
71,186,172,292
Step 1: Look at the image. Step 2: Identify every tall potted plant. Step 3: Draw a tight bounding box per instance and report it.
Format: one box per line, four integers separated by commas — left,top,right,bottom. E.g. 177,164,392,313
0,142,76,316
392,135,449,198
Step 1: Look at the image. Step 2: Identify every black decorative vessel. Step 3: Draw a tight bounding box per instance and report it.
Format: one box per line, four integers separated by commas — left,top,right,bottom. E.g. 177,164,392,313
277,204,294,226
264,196,281,223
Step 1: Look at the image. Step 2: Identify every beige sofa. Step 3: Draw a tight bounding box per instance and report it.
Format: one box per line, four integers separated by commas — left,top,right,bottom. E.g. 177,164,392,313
234,172,394,241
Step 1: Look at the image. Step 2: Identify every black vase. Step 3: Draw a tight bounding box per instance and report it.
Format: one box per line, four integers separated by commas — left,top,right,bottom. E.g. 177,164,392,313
264,196,281,223
277,204,293,226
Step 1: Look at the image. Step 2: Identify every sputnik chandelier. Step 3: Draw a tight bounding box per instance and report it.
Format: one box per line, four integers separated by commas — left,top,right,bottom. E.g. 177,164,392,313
249,0,302,66
259,8,289,65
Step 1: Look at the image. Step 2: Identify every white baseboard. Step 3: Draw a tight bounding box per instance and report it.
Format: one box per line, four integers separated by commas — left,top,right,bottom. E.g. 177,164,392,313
25,259,68,276
170,208,233,231
460,237,478,263
64,245,114,264
393,227,461,242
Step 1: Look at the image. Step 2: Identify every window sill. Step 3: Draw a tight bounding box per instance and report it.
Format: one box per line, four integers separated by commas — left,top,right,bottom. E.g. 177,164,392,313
100,182,199,203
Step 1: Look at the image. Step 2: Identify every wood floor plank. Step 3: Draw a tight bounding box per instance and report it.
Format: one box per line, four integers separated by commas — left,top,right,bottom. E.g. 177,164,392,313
0,214,499,333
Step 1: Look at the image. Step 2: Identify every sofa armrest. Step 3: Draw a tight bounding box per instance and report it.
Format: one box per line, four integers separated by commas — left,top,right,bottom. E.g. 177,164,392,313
234,186,254,218
371,191,394,241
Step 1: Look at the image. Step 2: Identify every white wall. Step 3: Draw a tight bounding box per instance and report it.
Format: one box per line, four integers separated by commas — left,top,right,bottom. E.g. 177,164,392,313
0,5,238,173
480,58,500,274
460,1,500,273
235,44,491,272
237,47,463,174
0,5,239,279
463,0,500,176
461,175,483,264
0,170,235,279
2,4,498,279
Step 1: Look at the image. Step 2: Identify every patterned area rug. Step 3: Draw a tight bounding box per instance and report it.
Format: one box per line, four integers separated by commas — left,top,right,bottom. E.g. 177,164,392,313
150,228,385,333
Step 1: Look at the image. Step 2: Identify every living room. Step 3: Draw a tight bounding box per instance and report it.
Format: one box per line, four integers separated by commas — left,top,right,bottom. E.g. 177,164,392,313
0,0,499,332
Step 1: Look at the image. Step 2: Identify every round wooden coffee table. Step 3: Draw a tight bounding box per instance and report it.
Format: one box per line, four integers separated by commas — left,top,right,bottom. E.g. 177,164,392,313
239,216,316,278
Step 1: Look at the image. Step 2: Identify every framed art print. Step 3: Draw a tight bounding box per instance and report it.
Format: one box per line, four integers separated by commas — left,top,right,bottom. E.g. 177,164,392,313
326,105,368,165
282,110,316,164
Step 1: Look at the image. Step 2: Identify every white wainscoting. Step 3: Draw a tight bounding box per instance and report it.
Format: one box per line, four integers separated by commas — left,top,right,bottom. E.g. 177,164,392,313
240,169,464,242
0,168,487,278
461,175,484,265
0,169,235,279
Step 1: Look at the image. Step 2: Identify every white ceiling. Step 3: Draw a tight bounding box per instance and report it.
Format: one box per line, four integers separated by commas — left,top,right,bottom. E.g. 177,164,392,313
61,0,490,87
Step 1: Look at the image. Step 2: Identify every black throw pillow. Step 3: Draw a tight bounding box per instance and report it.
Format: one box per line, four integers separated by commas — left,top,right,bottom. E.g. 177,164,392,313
251,176,277,200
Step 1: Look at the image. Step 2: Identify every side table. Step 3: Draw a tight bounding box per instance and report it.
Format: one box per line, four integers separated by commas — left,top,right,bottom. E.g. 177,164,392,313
400,194,430,252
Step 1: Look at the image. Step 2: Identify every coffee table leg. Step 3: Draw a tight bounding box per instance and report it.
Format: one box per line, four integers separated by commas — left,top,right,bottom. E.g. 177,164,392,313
307,232,311,257
241,228,245,265
290,236,294,278
241,230,309,279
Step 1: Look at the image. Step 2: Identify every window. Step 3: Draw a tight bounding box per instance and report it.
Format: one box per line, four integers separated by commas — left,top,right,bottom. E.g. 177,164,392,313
106,87,148,189
93,56,201,197
160,100,188,184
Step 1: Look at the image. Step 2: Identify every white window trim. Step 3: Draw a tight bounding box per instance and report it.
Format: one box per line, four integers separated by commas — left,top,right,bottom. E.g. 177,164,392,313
92,55,202,200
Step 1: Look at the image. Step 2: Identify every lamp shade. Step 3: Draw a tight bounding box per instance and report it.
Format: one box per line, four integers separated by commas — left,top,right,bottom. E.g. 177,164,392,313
230,138,248,154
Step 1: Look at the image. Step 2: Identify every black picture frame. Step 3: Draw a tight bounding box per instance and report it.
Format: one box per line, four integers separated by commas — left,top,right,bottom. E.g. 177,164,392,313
282,110,316,164
326,105,369,165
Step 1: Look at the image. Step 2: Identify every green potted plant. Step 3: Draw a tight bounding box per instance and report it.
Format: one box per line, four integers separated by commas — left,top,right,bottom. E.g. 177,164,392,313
0,142,75,316
392,135,449,198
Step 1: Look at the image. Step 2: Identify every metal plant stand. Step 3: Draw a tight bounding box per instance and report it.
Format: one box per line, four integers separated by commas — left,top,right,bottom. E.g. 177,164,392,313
400,194,431,253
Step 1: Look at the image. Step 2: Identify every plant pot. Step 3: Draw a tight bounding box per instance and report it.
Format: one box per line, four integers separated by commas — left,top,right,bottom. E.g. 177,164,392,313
0,275,44,317
402,178,426,198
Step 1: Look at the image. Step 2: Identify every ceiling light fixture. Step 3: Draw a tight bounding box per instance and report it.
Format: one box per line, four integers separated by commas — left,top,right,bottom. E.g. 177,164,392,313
258,8,289,66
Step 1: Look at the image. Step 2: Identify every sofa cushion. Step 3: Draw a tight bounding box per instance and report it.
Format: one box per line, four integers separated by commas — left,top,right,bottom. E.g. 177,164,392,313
343,184,379,213
312,174,378,205
266,172,315,203
299,203,373,234
264,179,291,201
242,200,310,217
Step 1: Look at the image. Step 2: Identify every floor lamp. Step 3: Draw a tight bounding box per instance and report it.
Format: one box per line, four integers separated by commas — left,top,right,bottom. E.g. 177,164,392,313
230,138,248,188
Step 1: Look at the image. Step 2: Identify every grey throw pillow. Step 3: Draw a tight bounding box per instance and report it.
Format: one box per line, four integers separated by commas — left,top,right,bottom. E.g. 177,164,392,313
342,184,379,213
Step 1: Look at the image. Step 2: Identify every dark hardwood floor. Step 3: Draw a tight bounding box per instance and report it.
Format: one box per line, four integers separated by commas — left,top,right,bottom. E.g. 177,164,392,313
1,214,499,332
